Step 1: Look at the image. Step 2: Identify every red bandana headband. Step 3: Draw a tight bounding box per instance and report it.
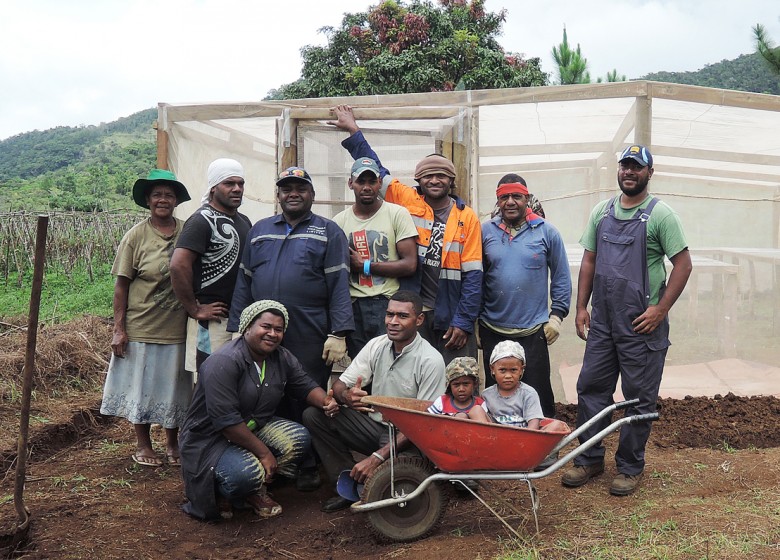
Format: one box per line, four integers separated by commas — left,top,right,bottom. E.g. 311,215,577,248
496,182,529,197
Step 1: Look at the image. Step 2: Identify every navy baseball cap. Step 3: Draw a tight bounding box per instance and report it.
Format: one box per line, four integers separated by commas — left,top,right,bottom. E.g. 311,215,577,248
276,167,313,188
350,157,381,179
619,145,653,168
336,470,363,502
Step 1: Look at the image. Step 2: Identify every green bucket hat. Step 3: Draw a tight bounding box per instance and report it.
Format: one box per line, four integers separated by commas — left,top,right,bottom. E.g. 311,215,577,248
132,169,191,209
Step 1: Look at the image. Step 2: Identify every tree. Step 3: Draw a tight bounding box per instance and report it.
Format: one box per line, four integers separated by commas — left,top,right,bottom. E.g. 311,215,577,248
597,69,627,83
753,21,780,74
265,0,547,99
551,26,589,85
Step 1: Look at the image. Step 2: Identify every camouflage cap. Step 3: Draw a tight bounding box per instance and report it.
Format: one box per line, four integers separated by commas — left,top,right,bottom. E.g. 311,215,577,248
445,356,480,384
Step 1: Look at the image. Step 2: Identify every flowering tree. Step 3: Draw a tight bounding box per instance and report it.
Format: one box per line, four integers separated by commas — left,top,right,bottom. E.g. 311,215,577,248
266,0,547,99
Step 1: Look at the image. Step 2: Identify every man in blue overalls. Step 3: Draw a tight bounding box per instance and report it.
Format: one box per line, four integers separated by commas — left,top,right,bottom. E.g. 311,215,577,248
562,145,692,496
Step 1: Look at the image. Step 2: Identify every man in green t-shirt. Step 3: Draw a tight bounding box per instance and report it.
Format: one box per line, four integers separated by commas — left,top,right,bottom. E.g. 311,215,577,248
561,145,693,496
333,157,418,357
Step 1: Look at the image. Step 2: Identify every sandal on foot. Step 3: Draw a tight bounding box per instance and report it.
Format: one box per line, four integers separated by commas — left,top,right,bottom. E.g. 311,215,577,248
246,492,282,518
132,453,163,467
166,454,181,466
217,497,234,520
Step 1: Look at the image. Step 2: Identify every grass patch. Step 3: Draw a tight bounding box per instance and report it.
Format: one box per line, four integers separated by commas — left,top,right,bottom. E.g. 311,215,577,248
0,265,114,322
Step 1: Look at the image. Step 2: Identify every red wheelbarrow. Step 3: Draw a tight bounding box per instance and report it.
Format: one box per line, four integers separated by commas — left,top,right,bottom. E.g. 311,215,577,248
351,395,657,542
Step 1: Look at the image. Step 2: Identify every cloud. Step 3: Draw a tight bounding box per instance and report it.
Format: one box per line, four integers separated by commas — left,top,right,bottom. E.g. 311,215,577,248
1,0,779,139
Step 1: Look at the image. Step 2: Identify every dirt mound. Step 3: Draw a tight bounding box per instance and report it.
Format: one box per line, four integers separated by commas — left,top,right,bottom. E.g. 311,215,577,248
556,393,780,450
2,316,779,559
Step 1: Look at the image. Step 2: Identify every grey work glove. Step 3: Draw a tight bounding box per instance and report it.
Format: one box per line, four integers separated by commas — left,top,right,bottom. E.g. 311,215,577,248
322,334,347,366
543,315,563,345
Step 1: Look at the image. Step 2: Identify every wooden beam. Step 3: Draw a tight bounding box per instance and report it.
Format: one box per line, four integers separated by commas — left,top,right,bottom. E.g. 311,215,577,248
288,107,460,120
652,145,780,166
161,102,460,125
469,106,480,213
611,98,638,149
480,141,612,157
634,94,652,147
451,109,471,205
277,114,299,170
154,122,168,169
468,81,649,106
649,82,780,112
158,81,780,126
161,103,285,124
480,160,594,173
658,164,780,184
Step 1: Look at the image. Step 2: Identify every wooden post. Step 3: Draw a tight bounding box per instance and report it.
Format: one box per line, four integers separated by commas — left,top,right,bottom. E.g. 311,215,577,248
154,121,169,170
278,109,299,170
15,215,48,531
634,93,653,148
276,111,299,215
451,108,471,206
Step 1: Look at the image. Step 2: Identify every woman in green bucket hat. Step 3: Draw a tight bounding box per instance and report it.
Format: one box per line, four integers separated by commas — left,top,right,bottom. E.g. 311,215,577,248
100,169,192,467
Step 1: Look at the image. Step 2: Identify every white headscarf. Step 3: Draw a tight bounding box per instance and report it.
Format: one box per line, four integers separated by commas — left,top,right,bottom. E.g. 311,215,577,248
201,158,245,204
490,340,526,365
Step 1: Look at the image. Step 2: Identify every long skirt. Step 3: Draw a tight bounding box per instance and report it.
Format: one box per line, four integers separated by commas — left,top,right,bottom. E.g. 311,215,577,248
100,341,193,429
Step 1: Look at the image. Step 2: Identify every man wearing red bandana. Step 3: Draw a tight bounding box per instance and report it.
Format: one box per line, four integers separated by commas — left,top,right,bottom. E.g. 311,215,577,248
480,174,571,436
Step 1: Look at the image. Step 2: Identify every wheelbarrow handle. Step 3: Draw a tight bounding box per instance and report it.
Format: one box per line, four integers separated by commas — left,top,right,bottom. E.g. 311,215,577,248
552,398,640,453
614,398,640,410
627,412,659,423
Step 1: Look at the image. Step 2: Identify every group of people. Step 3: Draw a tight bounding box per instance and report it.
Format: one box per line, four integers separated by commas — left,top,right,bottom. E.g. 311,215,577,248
100,106,691,522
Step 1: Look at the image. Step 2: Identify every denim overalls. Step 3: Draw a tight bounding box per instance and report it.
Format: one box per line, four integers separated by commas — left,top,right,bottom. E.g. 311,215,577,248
575,197,670,475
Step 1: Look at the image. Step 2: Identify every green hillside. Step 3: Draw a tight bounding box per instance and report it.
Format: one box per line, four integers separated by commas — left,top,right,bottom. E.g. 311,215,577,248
0,108,157,212
642,52,780,95
1,51,778,213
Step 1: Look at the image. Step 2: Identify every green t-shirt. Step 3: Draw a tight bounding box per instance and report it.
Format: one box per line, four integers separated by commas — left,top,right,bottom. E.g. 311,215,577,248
112,218,187,343
579,195,688,305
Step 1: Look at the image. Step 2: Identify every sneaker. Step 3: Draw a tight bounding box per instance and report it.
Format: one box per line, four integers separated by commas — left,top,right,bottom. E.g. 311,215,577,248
561,463,604,487
609,472,643,496
295,467,321,492
246,490,283,518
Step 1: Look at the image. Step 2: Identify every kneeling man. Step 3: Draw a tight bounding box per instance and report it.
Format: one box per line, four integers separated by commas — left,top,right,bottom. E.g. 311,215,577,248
303,290,445,512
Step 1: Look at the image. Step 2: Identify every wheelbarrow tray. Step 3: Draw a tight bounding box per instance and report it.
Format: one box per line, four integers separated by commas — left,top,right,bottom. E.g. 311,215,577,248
362,396,570,473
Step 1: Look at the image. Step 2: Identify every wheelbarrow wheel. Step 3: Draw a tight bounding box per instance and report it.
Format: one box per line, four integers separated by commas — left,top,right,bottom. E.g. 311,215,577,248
362,456,448,543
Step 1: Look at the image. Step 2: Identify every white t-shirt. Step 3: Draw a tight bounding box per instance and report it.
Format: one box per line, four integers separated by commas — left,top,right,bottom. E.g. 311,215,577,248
482,382,544,427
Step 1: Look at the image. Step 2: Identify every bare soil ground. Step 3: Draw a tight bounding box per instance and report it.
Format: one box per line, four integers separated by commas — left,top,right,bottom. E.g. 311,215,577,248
2,317,779,559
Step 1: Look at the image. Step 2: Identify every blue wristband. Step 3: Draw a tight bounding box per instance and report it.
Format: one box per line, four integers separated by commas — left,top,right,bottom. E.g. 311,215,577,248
363,260,371,276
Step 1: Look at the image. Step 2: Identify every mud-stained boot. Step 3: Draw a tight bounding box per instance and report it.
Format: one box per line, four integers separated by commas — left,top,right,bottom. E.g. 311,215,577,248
561,462,604,487
609,472,644,496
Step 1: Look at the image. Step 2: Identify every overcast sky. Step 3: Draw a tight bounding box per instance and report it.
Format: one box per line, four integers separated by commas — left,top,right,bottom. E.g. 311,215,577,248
1,0,778,140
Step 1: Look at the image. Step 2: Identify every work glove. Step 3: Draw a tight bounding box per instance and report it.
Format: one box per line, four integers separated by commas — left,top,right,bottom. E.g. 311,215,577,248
322,334,348,366
543,315,562,345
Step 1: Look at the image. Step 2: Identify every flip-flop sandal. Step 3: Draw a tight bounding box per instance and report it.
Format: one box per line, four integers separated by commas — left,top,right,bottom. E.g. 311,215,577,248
217,497,234,520
166,454,181,466
132,453,163,467
246,492,282,518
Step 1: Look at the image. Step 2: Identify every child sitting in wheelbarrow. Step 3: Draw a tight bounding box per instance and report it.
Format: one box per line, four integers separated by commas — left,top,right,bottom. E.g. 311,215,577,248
427,357,490,422
483,340,563,430
430,345,568,433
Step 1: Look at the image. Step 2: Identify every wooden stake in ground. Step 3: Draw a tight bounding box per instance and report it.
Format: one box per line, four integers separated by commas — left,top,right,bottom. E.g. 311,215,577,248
14,215,49,533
